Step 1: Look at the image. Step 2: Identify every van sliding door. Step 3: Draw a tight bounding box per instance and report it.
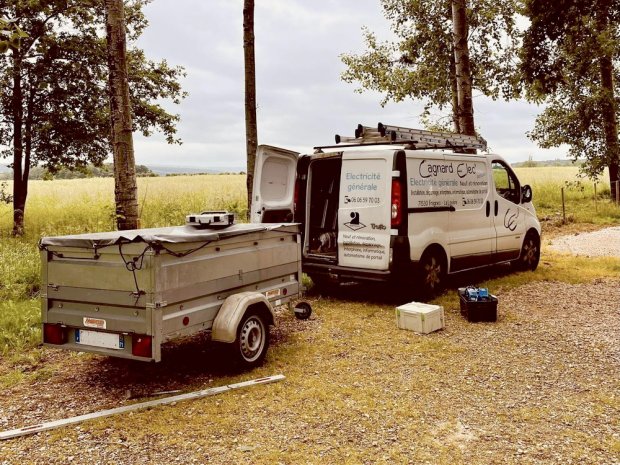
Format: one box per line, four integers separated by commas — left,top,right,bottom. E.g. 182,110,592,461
438,155,495,271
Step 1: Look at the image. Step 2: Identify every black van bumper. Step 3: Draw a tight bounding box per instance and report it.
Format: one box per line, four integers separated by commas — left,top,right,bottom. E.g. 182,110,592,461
303,235,411,283
302,262,392,282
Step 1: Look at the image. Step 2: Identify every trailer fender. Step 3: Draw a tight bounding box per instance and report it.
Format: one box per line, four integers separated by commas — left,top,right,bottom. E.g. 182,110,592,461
211,292,275,344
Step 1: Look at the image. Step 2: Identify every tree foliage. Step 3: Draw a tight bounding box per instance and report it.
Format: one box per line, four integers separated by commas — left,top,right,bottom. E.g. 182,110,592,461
0,0,186,234
340,0,520,128
521,0,620,194
0,17,28,53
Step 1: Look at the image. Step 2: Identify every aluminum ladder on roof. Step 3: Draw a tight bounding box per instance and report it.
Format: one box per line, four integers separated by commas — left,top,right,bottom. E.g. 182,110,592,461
315,123,487,153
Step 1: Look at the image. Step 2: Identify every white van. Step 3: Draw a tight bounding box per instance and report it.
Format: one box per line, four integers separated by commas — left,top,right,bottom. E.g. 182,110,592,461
251,124,541,296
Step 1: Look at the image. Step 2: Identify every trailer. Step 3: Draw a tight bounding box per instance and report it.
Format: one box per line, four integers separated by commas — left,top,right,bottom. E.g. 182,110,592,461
39,222,310,367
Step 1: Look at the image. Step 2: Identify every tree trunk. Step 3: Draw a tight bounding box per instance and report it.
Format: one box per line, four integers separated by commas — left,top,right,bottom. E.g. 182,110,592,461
11,50,26,236
243,0,258,220
449,48,460,133
596,6,620,200
105,0,139,230
452,0,476,152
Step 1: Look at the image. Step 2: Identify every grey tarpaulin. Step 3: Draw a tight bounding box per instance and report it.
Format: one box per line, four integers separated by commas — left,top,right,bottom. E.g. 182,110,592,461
39,223,300,249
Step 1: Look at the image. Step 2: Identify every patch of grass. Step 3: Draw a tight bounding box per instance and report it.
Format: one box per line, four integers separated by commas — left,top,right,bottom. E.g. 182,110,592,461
0,238,40,301
433,250,620,312
0,175,247,240
0,299,40,357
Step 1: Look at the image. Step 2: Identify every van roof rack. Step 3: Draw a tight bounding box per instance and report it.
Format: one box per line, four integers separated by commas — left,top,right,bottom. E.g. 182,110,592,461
314,123,487,153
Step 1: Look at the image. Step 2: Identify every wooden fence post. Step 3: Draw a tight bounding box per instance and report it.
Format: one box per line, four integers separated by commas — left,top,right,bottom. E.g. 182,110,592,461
561,187,566,224
594,182,597,212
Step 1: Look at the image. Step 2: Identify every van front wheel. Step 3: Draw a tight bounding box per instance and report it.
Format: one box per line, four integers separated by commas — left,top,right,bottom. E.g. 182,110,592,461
417,248,446,298
516,231,540,271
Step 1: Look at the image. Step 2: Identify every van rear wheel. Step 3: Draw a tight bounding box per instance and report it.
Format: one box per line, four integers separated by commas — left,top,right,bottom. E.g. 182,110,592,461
417,248,446,298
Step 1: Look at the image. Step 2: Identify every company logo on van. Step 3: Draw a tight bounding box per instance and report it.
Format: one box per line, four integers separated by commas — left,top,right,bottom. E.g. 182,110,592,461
344,212,366,231
418,160,479,179
504,208,519,231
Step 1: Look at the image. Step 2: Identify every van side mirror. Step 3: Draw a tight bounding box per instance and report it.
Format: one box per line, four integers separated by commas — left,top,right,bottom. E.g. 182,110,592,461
521,184,533,203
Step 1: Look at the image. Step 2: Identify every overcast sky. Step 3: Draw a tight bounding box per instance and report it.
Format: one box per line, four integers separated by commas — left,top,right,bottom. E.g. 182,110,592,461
133,0,567,169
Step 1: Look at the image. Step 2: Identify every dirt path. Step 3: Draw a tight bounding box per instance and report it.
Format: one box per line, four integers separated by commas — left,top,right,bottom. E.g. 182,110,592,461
547,225,620,257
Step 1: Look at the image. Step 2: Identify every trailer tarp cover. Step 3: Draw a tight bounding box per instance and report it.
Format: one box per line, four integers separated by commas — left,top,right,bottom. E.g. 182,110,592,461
39,223,299,249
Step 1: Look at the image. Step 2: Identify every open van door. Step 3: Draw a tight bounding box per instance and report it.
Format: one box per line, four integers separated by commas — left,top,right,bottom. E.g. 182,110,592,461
251,145,299,223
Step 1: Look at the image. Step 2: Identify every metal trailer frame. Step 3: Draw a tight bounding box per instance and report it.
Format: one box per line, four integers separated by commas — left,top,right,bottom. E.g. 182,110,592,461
39,223,304,362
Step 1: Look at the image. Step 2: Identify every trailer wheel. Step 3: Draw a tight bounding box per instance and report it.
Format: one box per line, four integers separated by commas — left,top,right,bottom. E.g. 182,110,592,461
293,301,312,320
516,231,540,271
234,310,269,368
417,247,446,298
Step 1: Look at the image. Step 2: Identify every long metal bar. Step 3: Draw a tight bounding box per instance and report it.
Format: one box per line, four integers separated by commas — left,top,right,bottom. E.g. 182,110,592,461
0,374,285,441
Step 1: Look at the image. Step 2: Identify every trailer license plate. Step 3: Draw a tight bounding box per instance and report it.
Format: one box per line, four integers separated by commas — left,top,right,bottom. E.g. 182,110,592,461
75,329,124,350
265,288,281,298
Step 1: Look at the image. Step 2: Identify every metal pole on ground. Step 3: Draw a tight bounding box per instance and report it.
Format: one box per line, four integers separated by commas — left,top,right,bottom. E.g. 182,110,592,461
0,374,285,441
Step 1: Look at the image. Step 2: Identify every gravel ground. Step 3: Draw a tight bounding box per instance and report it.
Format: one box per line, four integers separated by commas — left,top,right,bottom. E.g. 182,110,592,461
1,275,619,464
1,227,619,464
547,226,620,257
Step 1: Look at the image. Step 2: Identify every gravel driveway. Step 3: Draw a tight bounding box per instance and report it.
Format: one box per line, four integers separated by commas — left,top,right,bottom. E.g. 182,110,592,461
547,226,620,257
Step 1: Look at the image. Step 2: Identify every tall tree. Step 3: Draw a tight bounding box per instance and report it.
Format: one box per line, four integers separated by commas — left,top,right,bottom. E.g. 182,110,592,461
0,1,185,235
243,0,258,218
341,0,520,133
521,0,620,199
105,0,139,230
451,0,475,138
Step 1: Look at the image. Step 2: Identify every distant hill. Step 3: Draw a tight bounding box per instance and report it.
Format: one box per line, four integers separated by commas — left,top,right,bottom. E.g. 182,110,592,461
148,165,245,176
0,164,246,180
512,159,581,168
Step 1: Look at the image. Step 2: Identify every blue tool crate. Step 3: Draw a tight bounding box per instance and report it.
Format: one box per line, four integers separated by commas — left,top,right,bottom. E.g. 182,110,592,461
458,288,498,322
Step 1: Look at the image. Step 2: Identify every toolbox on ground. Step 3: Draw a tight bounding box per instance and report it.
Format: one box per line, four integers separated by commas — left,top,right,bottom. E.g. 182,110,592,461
458,288,498,322
395,302,445,334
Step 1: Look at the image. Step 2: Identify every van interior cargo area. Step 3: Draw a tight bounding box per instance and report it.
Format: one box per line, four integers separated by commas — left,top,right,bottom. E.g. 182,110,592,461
307,157,341,260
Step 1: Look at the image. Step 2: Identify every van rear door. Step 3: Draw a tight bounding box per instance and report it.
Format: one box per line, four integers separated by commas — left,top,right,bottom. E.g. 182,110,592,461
251,145,299,223
338,152,392,270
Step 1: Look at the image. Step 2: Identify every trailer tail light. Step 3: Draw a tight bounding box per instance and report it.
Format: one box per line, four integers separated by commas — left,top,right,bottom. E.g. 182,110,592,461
132,334,152,358
43,323,67,345
391,179,402,227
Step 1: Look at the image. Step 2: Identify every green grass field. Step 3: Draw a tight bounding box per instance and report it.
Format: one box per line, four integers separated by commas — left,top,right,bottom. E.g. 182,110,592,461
515,167,620,224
